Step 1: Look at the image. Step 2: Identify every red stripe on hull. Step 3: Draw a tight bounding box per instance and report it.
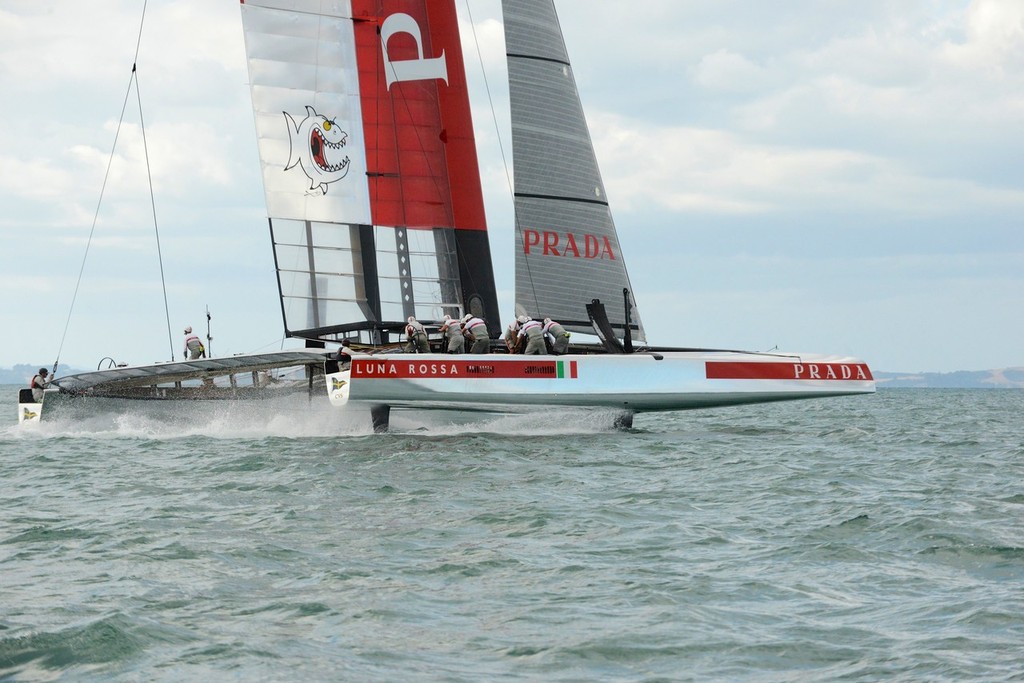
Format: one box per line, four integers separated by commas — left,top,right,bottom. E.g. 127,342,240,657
352,358,575,379
706,362,874,381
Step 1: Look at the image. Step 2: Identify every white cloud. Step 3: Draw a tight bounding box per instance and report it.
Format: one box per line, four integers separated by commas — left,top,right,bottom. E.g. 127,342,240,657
589,111,1024,217
943,0,1024,74
692,50,770,93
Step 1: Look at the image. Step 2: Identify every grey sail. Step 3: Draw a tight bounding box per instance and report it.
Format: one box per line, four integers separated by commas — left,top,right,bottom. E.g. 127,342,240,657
502,0,644,341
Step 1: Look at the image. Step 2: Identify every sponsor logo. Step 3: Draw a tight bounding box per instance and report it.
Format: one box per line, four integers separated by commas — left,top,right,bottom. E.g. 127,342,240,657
523,229,616,259
705,362,874,381
351,358,579,379
380,13,449,89
794,364,871,380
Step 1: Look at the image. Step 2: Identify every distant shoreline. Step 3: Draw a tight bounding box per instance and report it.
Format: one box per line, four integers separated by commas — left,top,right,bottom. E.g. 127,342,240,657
874,369,1024,389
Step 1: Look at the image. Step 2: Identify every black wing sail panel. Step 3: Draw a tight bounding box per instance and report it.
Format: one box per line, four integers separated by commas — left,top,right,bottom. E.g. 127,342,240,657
502,0,644,341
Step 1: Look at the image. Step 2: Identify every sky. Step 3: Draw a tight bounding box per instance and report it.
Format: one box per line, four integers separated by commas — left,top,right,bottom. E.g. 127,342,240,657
1,0,1022,374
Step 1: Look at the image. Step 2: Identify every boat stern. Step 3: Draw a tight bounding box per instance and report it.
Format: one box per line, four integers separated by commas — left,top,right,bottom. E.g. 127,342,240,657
17,388,43,424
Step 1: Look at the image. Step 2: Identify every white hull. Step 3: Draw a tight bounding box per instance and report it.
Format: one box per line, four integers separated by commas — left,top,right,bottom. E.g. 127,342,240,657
326,350,874,414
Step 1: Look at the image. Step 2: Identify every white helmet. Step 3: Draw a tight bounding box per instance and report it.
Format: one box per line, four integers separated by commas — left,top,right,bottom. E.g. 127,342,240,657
184,326,192,334
543,318,552,325
407,316,416,323
516,315,529,324
461,313,472,323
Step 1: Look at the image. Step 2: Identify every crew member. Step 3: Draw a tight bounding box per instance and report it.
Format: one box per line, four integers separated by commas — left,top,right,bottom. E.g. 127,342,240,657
542,318,570,355
30,368,51,403
183,326,206,359
504,319,521,353
462,314,490,354
517,315,546,355
439,315,465,354
337,339,353,369
405,316,429,353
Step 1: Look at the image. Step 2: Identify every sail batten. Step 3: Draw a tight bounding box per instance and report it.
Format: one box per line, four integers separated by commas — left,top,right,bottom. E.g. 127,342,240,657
514,193,610,207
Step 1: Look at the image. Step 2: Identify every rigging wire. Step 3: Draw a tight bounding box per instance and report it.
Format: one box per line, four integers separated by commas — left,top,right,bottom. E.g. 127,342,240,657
52,0,168,372
51,0,151,374
134,67,176,362
463,0,542,317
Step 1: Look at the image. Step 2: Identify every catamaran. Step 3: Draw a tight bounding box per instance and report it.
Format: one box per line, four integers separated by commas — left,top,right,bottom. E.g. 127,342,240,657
239,0,873,431
20,0,874,428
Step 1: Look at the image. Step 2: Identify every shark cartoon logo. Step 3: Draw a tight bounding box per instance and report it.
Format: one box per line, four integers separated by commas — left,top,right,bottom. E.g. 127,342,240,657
284,105,351,194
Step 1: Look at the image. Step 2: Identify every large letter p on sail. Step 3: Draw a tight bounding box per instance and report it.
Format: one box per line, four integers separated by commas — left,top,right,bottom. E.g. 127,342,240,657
381,13,448,89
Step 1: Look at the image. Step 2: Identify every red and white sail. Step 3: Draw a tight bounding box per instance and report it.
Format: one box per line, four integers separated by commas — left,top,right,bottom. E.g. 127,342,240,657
240,0,498,342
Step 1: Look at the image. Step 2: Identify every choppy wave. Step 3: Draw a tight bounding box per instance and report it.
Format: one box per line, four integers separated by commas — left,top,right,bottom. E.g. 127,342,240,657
2,387,1023,680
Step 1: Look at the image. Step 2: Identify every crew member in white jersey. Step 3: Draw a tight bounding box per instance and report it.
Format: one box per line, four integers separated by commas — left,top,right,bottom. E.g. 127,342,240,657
462,314,490,354
405,317,430,353
542,318,570,355
183,326,206,359
439,315,465,354
517,315,546,355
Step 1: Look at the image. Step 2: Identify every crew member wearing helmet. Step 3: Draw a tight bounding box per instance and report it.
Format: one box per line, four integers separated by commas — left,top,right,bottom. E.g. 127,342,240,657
183,326,206,359
542,318,570,355
439,315,465,354
461,313,490,354
405,316,429,353
30,368,51,403
516,315,546,355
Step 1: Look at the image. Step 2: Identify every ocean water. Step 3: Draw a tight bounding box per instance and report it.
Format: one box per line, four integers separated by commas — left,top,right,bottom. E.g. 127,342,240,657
1,385,1022,681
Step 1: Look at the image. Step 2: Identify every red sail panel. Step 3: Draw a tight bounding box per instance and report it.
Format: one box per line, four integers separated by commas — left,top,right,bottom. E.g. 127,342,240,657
352,0,486,231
